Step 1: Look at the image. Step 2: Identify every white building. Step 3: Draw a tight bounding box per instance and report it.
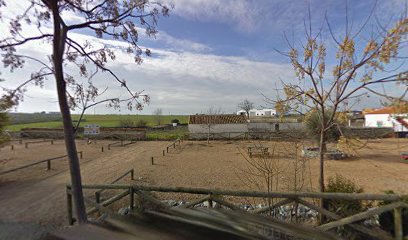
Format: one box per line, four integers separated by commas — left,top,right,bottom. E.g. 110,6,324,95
364,107,408,132
237,108,276,117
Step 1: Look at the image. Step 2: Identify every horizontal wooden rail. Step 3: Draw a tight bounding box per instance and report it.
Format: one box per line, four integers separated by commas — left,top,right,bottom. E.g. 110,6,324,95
75,184,408,201
67,184,408,239
25,139,54,148
165,138,181,154
94,169,134,203
0,151,83,175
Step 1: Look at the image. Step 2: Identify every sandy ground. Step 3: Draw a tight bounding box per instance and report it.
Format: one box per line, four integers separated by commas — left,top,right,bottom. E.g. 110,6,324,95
1,138,408,229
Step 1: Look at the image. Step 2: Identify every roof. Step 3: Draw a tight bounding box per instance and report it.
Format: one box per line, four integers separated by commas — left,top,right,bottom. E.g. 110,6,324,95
189,115,247,124
364,106,407,115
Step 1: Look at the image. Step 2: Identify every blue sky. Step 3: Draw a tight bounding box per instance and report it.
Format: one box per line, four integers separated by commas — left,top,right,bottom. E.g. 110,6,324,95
1,0,407,115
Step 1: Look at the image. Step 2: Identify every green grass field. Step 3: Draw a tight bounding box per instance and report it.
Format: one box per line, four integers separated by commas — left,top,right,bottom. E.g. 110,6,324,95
5,114,189,131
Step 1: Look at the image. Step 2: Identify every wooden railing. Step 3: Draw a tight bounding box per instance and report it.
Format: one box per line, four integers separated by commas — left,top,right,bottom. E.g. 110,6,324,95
163,138,182,155
66,184,408,239
0,151,83,175
94,169,134,203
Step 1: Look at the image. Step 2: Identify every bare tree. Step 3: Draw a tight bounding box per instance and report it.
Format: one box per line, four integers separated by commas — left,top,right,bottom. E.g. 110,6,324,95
153,108,163,125
269,7,407,194
238,99,254,117
0,0,170,223
204,106,223,144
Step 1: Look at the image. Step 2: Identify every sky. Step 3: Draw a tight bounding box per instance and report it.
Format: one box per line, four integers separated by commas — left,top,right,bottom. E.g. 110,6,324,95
0,0,407,115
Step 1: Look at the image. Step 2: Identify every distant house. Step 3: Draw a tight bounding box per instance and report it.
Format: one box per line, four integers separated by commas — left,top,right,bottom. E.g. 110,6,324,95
237,109,276,117
364,106,408,133
188,115,248,139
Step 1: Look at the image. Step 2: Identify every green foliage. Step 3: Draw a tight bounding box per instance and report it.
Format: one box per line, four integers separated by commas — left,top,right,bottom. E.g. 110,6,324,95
379,190,408,237
304,109,342,142
8,112,62,125
326,174,364,217
118,118,136,128
147,127,187,140
171,119,179,124
135,119,148,127
5,114,189,131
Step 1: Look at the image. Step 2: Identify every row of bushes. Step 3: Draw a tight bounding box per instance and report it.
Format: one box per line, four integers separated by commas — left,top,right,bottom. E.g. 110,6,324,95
118,118,180,128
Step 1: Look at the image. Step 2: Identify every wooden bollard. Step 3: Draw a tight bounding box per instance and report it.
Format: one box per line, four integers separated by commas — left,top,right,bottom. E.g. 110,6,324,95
166,147,169,153
101,146,104,152
173,143,175,148
162,150,165,156
95,192,101,204
11,145,14,150
47,160,51,171
151,157,154,165
79,151,83,159
130,169,134,180
129,187,134,210
66,187,74,225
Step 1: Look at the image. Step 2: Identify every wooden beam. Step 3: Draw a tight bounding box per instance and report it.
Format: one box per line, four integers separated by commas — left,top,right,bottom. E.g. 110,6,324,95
297,198,392,240
77,184,408,201
253,198,294,214
318,202,404,231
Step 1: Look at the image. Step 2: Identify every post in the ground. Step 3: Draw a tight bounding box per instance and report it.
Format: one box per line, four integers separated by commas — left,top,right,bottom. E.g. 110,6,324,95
66,186,74,225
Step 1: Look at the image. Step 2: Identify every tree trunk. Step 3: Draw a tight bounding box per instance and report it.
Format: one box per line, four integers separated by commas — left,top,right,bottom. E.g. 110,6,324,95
318,129,326,193
51,2,87,224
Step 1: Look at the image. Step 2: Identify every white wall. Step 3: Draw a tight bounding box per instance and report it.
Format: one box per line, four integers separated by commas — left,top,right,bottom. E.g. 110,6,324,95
365,114,392,127
365,114,408,132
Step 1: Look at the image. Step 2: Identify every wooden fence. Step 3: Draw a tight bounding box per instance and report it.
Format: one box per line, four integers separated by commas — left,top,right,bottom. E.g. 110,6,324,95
66,184,408,239
94,169,134,203
188,131,307,141
0,151,83,175
163,138,182,156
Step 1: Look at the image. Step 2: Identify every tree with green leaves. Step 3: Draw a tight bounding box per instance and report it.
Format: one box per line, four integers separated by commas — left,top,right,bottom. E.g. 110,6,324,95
0,0,170,223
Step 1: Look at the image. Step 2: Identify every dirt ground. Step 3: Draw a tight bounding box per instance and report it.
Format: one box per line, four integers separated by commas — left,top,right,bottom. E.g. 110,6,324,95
1,138,408,230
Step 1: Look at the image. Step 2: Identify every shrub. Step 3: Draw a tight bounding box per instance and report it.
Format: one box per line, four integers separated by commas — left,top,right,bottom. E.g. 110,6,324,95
304,109,343,142
171,119,179,124
118,118,135,128
135,119,148,127
326,174,364,217
379,190,408,237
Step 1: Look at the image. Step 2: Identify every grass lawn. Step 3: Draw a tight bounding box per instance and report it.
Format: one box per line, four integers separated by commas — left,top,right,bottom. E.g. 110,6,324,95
6,114,189,131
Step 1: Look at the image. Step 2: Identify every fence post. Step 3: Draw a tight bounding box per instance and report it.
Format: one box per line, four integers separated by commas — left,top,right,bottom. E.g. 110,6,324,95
79,151,83,159
95,192,101,204
129,187,134,210
11,145,14,150
163,150,165,156
166,147,169,153
130,169,134,180
47,160,51,171
101,146,104,152
66,186,74,225
51,140,54,145
173,143,175,148
394,207,403,240
151,157,154,165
